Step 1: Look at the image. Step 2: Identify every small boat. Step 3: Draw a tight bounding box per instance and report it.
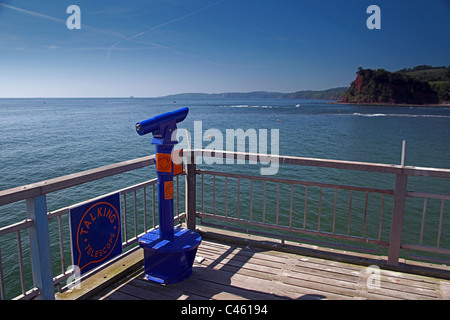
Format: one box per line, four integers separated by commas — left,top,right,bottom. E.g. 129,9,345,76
295,104,301,108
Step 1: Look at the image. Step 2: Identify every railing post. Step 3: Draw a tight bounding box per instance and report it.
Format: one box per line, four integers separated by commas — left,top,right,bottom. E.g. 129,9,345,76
185,150,197,231
26,195,54,300
388,173,408,266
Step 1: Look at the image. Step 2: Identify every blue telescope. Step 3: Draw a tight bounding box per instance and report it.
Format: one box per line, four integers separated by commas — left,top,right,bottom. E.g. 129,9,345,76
135,107,202,284
135,107,189,144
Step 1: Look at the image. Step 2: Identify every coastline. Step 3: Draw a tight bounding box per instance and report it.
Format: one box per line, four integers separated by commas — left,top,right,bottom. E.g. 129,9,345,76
328,101,450,107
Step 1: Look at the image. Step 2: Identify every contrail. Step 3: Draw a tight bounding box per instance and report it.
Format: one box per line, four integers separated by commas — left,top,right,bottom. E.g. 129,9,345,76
0,1,227,63
107,0,226,61
0,3,65,24
0,3,128,40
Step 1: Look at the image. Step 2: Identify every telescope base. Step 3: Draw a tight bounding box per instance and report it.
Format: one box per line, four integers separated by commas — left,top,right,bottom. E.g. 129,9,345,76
138,227,202,284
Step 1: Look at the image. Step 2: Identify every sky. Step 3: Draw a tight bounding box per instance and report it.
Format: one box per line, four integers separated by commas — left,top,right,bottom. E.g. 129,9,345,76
0,0,449,98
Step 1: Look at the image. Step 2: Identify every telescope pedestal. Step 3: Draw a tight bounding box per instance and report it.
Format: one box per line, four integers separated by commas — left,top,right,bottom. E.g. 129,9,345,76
135,107,201,284
139,227,202,284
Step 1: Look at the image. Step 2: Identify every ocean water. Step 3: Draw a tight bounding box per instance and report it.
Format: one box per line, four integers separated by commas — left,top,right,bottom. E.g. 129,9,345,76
0,98,449,297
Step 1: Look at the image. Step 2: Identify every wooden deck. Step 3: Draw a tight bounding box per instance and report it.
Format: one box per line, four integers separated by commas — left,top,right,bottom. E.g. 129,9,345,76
86,231,450,300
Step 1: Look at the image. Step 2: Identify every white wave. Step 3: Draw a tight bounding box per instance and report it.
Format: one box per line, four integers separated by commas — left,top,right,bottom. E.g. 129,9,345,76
352,113,387,117
228,104,273,108
249,105,273,108
352,113,450,119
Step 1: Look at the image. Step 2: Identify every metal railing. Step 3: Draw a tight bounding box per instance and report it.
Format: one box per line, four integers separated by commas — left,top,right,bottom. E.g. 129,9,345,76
402,191,450,257
186,150,450,265
0,149,449,299
197,170,393,249
0,154,183,300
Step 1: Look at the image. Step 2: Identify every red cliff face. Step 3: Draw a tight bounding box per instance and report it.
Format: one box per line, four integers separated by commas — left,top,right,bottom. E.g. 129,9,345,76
342,75,364,103
354,75,364,92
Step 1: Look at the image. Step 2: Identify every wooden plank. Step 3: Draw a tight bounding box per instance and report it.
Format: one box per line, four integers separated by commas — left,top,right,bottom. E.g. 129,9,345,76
102,290,143,300
201,249,359,298
255,249,439,294
208,243,442,299
199,240,445,300
214,259,358,299
211,251,360,286
88,238,448,300
196,242,357,299
171,266,280,300
440,281,450,299
100,290,144,301
199,259,355,300
199,243,365,285
121,278,202,300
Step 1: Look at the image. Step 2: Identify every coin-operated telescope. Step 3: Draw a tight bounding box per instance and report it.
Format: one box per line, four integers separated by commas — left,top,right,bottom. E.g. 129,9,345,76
135,107,189,240
135,107,189,144
135,107,201,284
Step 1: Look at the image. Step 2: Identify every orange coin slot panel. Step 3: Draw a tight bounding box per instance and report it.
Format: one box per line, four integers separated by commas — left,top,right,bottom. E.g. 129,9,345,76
173,149,183,176
164,181,174,200
156,153,172,173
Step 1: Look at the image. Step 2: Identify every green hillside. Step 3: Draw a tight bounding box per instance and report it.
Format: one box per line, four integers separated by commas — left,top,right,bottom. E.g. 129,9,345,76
396,66,450,102
342,66,449,105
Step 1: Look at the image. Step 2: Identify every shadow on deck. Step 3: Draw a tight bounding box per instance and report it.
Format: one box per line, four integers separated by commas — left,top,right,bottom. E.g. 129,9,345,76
68,227,450,301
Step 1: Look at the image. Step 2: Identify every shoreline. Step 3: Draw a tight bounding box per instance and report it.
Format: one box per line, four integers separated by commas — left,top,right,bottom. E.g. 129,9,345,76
328,101,450,107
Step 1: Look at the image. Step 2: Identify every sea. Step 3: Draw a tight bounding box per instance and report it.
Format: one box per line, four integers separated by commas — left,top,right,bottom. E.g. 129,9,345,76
0,98,449,298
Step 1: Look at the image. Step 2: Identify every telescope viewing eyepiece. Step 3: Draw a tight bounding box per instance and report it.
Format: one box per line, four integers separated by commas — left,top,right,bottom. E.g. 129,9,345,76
135,107,189,137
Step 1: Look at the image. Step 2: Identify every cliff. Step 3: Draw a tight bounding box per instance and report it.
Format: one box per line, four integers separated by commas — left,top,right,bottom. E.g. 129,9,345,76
342,67,443,105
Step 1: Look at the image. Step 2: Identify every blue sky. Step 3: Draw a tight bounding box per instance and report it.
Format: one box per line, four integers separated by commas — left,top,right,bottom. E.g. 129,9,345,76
0,0,449,98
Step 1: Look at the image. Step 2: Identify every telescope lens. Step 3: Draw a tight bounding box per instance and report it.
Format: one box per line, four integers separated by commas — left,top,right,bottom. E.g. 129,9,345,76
136,123,142,132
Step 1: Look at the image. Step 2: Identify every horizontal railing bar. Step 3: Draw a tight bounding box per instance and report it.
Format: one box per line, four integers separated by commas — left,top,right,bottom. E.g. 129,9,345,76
117,178,158,195
47,208,70,220
0,219,33,237
121,213,186,250
12,287,40,301
0,155,156,206
188,149,450,178
46,178,160,220
401,243,450,255
407,191,450,200
119,173,183,196
190,150,401,174
199,212,389,247
201,221,382,254
197,169,394,195
403,166,450,179
47,190,126,221
408,254,450,265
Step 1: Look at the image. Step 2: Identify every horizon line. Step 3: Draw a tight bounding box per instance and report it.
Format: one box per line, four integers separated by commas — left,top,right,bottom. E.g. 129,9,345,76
0,86,349,99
